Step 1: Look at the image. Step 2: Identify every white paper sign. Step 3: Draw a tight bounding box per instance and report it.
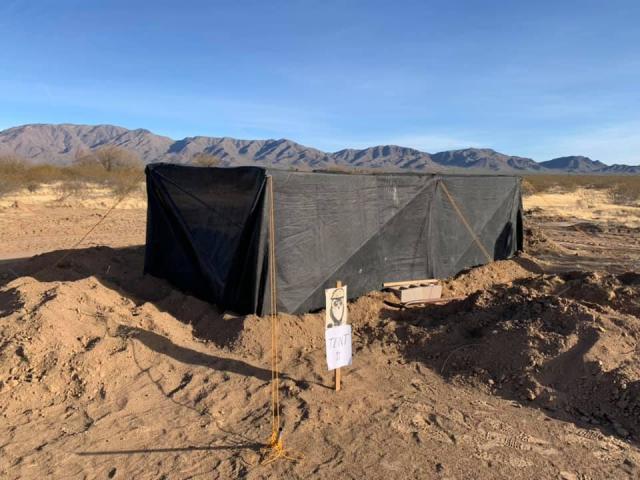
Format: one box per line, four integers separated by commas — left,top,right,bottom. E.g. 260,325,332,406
325,324,352,371
325,285,348,329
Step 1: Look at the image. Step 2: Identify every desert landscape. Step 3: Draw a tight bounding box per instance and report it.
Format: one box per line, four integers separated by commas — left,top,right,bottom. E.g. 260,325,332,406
3,1,639,477
1,175,639,479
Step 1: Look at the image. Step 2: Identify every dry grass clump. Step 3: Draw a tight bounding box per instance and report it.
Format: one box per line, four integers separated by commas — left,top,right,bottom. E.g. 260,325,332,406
190,152,221,167
523,174,640,205
0,147,144,197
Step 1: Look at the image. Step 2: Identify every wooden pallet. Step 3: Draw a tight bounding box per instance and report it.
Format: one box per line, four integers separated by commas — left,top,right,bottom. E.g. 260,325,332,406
382,278,439,288
383,279,443,304
383,296,464,309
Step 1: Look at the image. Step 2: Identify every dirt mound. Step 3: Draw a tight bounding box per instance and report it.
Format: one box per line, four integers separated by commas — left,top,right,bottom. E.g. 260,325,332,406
524,224,568,257
0,266,286,478
373,270,640,441
5,182,640,478
441,256,539,297
1,275,198,414
2,243,640,478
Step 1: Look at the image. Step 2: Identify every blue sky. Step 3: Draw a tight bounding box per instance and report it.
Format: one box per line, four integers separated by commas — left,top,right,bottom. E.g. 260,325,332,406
1,0,639,164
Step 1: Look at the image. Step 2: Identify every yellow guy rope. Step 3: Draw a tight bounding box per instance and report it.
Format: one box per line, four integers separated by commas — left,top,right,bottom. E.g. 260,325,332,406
439,180,493,263
261,175,302,465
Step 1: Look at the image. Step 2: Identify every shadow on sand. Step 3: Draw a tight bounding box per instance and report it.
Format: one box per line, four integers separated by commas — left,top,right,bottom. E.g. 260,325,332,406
77,443,263,456
4,245,638,446
119,324,277,383
0,245,311,390
0,245,245,346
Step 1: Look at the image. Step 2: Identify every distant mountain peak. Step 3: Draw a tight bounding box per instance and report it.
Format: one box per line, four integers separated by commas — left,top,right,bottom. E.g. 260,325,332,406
540,155,607,172
0,123,638,174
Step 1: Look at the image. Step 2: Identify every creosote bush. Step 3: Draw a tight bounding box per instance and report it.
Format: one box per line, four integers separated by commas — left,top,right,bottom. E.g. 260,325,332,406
523,174,640,205
191,152,221,167
0,147,144,197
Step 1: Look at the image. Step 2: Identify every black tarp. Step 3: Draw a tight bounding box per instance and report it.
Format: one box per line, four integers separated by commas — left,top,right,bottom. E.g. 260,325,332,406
144,164,523,315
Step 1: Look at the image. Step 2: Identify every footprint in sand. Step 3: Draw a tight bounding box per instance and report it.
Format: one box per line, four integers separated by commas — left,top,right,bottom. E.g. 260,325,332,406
476,421,558,456
390,402,472,446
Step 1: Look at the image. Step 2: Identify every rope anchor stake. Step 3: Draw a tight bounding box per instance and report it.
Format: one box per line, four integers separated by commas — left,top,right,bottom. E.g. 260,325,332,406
261,175,303,465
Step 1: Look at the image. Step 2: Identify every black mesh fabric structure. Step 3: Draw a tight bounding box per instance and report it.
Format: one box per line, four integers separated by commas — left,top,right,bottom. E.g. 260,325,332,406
144,164,523,315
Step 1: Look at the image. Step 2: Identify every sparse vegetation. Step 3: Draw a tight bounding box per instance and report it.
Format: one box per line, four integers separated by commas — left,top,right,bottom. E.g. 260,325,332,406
523,174,640,205
75,145,143,172
191,152,221,167
0,148,144,198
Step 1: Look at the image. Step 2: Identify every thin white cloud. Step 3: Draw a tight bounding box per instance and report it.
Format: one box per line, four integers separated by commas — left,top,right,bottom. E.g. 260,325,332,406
526,123,640,165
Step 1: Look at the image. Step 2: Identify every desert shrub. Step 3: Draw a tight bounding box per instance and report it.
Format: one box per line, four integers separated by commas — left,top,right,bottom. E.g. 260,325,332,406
520,178,536,195
56,180,86,199
523,174,640,205
0,148,144,198
69,146,144,196
610,180,640,205
0,154,29,172
75,145,143,172
0,155,31,194
320,164,388,174
191,152,221,167
323,164,358,173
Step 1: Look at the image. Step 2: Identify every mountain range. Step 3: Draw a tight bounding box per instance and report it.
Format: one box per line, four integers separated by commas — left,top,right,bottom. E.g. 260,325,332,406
0,123,638,174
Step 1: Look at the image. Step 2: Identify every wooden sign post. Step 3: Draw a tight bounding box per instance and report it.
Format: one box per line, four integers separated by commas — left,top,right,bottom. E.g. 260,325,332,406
324,280,351,392
335,281,342,392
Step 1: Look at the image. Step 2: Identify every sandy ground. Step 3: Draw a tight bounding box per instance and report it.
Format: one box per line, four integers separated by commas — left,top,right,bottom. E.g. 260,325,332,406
0,184,146,261
1,184,640,479
524,188,640,228
523,188,640,274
